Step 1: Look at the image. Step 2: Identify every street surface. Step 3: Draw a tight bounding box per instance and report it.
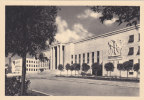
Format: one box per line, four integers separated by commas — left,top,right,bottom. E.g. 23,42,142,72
28,75,139,96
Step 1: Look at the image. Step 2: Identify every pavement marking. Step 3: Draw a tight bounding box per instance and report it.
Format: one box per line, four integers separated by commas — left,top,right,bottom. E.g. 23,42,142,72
31,89,53,96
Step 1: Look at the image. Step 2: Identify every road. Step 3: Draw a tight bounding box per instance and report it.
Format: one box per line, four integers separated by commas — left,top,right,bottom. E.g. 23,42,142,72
29,76,139,96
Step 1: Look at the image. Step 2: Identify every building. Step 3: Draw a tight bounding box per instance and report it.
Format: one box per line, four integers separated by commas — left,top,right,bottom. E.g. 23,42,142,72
12,58,50,74
48,25,140,77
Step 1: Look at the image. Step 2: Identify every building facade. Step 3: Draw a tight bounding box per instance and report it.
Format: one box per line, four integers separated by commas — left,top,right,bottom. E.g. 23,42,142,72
12,58,50,74
48,25,140,77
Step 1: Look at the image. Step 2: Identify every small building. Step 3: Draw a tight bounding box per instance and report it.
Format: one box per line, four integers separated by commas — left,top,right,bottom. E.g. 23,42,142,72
12,58,50,74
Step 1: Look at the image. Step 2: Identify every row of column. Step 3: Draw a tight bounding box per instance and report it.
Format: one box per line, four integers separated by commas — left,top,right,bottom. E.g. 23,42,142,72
50,45,64,70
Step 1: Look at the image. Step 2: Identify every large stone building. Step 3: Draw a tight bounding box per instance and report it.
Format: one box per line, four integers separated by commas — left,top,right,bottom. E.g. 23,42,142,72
48,25,140,77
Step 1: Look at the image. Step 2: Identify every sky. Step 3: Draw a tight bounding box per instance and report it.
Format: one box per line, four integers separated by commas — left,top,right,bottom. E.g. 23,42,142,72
6,6,128,64
55,6,127,43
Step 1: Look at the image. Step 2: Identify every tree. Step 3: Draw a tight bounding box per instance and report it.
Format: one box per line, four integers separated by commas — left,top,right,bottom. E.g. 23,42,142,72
39,68,44,73
104,62,114,76
133,63,140,78
91,6,140,27
122,61,133,78
6,6,58,95
75,63,81,75
58,64,64,76
69,64,74,76
82,63,90,73
65,63,70,76
117,63,123,78
91,63,102,76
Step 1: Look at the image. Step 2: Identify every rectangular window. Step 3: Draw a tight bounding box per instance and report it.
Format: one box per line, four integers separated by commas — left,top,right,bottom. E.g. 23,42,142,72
79,54,81,64
27,60,28,63
83,53,85,63
129,72,133,75
137,46,140,55
87,53,89,63
92,52,94,64
75,55,77,63
71,61,73,64
128,35,134,43
128,47,134,55
97,51,100,63
71,55,73,64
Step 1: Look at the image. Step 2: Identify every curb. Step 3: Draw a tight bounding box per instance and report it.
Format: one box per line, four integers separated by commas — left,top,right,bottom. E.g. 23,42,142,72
31,89,53,96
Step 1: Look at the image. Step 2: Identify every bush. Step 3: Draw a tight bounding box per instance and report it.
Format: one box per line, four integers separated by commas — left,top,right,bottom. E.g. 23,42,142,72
5,76,30,96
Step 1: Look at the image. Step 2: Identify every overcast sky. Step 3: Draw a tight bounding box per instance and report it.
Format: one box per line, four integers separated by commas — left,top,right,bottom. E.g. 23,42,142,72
6,6,128,64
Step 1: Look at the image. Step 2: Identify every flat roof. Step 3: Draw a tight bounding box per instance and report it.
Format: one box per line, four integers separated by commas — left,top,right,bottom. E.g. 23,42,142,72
65,24,139,44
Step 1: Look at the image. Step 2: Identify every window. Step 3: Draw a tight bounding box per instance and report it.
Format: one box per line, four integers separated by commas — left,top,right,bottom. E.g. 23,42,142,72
128,47,134,55
128,35,134,43
75,55,77,63
79,54,81,64
87,53,89,63
92,52,94,64
27,64,28,67
71,55,73,59
27,60,28,63
34,69,35,71
137,46,140,55
129,72,133,75
34,65,35,67
29,61,30,63
83,53,85,63
71,61,73,64
97,51,100,63
29,64,30,67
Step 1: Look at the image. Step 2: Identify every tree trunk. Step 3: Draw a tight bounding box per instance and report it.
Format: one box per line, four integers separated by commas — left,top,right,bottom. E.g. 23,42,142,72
127,71,128,78
120,71,121,78
110,71,111,77
67,70,68,76
20,54,26,96
137,71,139,78
107,71,108,76
71,71,72,76
75,71,76,76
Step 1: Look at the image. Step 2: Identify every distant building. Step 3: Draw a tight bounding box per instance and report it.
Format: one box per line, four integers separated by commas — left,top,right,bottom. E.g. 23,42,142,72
12,58,50,74
47,25,140,77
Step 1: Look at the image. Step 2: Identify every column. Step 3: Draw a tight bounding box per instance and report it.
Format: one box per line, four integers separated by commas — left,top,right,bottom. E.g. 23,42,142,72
53,47,55,70
57,45,60,67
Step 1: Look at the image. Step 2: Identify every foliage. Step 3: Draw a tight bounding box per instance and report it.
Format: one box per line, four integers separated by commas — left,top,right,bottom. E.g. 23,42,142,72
91,6,140,26
65,63,71,76
82,63,90,73
5,76,30,96
6,6,58,95
58,64,64,71
122,61,133,78
104,62,114,72
65,63,70,71
133,63,140,72
39,68,44,72
91,63,102,76
104,62,114,76
123,61,133,71
75,63,81,71
117,63,123,71
117,63,123,77
69,64,75,76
